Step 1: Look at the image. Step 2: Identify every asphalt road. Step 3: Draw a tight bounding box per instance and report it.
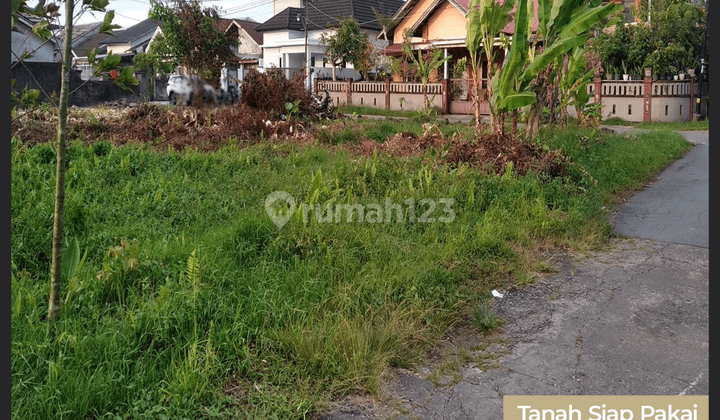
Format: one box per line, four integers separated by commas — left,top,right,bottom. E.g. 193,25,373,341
610,130,709,247
318,129,709,420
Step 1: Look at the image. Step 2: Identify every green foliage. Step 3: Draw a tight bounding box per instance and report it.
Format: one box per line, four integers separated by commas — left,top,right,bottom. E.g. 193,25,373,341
491,0,534,116
591,0,706,76
11,80,41,108
559,46,596,126
11,0,138,103
320,17,370,80
133,31,180,77
285,99,301,131
468,0,620,132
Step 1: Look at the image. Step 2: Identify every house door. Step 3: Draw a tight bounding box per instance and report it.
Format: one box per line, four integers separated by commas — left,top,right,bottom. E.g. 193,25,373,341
227,68,239,88
448,57,490,115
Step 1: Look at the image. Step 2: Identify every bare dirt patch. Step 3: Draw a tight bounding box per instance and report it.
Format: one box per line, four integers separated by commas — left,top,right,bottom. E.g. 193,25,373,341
12,104,577,179
353,123,572,177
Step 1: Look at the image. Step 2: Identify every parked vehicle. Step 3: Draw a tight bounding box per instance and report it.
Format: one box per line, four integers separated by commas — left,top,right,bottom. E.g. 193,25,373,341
166,74,241,106
166,74,220,106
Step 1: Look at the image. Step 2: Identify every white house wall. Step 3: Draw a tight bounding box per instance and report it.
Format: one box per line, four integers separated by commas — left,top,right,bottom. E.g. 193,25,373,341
11,25,59,62
238,28,261,55
274,0,304,15
261,28,385,70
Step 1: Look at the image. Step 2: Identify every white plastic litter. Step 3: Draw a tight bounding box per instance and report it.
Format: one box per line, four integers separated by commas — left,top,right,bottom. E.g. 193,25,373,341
492,289,504,298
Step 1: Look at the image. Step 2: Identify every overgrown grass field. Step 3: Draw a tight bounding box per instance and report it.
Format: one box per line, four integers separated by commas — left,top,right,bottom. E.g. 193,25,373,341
11,121,692,419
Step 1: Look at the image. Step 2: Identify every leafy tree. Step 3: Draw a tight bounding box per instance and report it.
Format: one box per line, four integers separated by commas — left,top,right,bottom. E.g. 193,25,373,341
148,0,238,86
133,42,176,98
320,17,369,81
590,0,706,78
639,0,706,75
11,0,138,322
373,7,405,44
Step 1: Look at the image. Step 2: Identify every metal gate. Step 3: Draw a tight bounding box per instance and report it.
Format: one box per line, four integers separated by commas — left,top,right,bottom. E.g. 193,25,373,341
154,75,170,101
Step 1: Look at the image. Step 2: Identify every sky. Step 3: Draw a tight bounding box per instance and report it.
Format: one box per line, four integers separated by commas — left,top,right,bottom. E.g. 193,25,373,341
74,0,275,29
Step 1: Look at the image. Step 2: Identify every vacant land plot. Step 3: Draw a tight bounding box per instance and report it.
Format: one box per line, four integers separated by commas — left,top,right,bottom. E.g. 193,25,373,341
11,104,692,419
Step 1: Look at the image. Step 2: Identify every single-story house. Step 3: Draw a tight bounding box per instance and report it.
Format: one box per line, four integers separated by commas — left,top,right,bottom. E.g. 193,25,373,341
384,0,539,82
254,0,405,83
69,18,160,81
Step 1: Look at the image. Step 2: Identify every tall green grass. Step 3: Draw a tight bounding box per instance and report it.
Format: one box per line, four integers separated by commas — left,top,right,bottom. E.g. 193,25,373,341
11,124,691,419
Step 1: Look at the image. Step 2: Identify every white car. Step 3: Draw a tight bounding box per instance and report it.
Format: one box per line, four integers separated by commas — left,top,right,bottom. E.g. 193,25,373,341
166,75,220,106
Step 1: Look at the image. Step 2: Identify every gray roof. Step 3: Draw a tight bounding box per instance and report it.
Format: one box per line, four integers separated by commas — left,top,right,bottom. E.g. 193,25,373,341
255,0,405,32
102,18,160,45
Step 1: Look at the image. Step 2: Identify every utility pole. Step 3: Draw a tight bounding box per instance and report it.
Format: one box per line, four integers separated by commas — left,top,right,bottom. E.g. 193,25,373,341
297,0,314,91
698,0,708,118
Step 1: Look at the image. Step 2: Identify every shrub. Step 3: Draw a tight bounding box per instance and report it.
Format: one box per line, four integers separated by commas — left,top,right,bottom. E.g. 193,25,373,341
241,68,316,118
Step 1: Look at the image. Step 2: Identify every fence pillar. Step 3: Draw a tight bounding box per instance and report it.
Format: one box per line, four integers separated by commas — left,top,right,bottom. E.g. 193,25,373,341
313,79,318,96
346,79,352,105
385,78,391,110
442,79,449,115
643,75,653,122
593,77,602,104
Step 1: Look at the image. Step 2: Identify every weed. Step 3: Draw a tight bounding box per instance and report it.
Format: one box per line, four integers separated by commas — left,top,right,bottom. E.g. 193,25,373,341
472,299,505,332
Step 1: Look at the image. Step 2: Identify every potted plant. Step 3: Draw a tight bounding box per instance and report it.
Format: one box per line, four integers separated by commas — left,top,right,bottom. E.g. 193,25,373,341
686,58,700,79
632,66,643,80
644,51,670,81
603,64,613,80
621,61,629,81
610,65,621,80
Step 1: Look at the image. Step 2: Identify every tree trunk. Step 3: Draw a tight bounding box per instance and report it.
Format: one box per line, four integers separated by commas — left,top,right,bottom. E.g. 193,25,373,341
423,81,428,110
47,0,74,322
332,63,337,81
548,71,559,125
472,64,483,130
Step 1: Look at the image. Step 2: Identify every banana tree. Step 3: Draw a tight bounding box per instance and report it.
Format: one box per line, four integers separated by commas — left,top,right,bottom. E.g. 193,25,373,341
522,0,623,139
557,46,595,127
405,47,451,110
489,0,533,133
489,0,588,134
465,0,515,130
